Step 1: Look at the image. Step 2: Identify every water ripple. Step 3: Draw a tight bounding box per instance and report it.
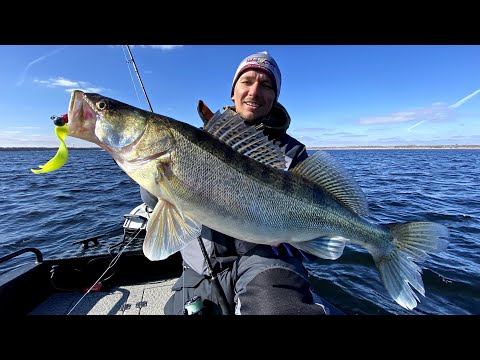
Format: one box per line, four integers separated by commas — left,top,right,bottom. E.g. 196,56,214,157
1,148,479,315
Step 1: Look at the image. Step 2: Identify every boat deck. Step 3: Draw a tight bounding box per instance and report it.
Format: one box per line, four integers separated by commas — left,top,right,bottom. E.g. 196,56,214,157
30,277,179,315
0,220,184,316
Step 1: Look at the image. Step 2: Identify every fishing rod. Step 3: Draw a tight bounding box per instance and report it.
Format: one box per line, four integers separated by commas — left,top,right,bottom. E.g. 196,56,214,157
124,45,232,316
125,45,154,113
196,236,232,315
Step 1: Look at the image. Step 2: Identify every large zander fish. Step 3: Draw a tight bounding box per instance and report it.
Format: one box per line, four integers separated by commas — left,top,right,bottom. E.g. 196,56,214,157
66,90,449,310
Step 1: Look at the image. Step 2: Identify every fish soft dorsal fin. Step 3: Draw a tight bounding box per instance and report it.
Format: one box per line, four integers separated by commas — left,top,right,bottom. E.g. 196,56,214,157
143,199,202,261
204,108,286,170
290,150,370,217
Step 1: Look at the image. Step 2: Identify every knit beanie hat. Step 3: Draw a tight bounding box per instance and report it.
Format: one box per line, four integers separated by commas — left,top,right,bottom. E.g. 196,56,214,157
231,51,282,103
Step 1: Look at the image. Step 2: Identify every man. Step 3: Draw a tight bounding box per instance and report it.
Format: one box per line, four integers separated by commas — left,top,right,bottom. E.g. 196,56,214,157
141,51,330,315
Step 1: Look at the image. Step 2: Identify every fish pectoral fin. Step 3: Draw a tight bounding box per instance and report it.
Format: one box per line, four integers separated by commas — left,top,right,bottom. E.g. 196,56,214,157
293,236,349,260
143,199,202,261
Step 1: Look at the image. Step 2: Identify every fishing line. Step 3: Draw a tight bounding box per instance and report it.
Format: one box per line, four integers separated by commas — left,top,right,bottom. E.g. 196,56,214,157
122,45,143,108
66,227,142,315
124,45,154,113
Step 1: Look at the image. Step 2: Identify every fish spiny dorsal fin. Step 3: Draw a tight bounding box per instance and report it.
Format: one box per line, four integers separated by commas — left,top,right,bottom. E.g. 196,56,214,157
290,150,370,217
204,108,286,170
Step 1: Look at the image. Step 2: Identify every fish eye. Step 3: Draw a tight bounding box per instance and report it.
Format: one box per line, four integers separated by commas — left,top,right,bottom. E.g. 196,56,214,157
96,99,110,111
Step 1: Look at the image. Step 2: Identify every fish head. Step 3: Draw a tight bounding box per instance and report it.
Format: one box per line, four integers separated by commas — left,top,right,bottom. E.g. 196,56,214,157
68,90,149,149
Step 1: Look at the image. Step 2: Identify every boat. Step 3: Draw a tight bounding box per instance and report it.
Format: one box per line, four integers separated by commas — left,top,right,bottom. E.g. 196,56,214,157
0,204,343,316
0,204,182,316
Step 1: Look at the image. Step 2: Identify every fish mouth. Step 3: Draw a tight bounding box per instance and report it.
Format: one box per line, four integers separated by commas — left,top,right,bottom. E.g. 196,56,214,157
67,90,103,146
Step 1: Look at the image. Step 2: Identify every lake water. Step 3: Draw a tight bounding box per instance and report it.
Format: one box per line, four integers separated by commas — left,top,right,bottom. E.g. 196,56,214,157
0,148,479,315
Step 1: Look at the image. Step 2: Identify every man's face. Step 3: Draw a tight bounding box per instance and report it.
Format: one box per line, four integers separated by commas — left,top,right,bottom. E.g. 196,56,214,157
232,69,276,122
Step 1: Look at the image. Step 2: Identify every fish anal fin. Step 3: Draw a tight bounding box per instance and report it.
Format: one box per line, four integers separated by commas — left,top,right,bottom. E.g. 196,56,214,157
293,236,349,260
143,199,202,261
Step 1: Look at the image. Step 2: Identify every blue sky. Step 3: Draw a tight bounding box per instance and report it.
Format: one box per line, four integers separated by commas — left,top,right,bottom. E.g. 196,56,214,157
1,45,479,148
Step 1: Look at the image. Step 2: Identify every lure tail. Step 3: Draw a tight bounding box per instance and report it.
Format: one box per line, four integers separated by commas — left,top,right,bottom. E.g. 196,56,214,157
31,124,69,174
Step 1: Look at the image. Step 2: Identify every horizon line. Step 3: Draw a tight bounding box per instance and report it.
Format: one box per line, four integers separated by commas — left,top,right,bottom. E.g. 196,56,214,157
1,144,480,150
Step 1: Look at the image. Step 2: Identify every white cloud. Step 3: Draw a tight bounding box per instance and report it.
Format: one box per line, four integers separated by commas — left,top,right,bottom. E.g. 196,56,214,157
126,45,183,51
65,87,103,93
49,78,78,87
8,126,40,130
359,104,452,125
148,45,183,50
34,77,106,93
359,88,480,131
294,127,330,132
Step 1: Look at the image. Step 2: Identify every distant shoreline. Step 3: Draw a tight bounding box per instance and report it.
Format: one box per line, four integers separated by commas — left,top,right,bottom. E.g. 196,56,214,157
307,145,480,150
0,147,103,151
1,145,480,151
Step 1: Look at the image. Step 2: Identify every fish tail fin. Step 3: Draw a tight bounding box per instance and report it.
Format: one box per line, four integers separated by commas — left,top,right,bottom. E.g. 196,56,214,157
376,222,449,310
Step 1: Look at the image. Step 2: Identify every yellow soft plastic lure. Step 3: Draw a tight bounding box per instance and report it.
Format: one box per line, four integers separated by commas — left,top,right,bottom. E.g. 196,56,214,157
31,124,69,174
